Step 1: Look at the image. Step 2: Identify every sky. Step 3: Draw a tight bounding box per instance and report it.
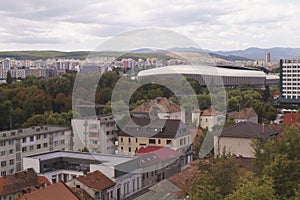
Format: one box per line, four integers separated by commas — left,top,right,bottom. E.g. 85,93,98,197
0,0,300,51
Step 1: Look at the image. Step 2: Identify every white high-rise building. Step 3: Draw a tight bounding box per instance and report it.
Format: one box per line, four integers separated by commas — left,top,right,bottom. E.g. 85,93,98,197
279,59,300,104
71,115,117,154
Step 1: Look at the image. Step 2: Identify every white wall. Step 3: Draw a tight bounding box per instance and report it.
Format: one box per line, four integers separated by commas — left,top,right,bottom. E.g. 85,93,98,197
214,137,255,158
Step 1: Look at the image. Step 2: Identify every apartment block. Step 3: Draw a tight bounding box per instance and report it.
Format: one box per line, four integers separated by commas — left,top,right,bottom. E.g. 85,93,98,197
279,59,300,107
71,115,117,154
0,125,72,177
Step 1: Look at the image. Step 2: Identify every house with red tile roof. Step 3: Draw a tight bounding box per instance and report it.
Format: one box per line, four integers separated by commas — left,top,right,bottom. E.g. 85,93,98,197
131,97,186,123
137,147,181,188
18,182,79,200
66,171,116,200
228,107,258,123
282,112,300,125
0,168,48,200
200,107,225,131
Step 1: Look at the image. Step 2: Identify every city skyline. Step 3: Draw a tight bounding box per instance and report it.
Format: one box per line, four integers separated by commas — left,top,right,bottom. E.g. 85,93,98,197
0,0,300,51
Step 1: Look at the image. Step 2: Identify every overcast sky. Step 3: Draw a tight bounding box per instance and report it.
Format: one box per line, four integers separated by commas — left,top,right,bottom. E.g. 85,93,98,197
0,0,299,51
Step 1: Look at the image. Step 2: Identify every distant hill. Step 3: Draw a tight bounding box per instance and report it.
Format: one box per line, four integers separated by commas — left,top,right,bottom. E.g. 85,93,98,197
214,47,300,60
0,51,172,60
1,47,299,61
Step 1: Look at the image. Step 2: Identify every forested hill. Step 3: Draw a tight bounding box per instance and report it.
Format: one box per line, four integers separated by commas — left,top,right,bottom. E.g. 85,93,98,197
0,51,173,60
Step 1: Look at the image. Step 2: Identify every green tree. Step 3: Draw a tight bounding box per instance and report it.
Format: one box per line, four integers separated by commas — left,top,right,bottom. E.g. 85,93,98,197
6,71,13,84
225,172,276,200
189,155,243,199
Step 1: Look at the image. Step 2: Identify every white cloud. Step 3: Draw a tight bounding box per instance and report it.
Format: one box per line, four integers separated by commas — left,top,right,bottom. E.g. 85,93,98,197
0,0,299,50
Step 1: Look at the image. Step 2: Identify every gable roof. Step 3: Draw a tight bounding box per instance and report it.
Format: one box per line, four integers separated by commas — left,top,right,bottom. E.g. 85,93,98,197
228,107,257,119
201,107,223,116
219,121,278,139
0,168,39,195
152,147,180,161
136,146,164,155
118,117,186,138
76,171,115,191
132,97,181,113
282,112,300,125
18,182,79,200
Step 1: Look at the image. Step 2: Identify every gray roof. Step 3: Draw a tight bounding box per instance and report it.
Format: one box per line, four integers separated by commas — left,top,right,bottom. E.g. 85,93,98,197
118,117,189,138
27,150,135,166
219,121,278,139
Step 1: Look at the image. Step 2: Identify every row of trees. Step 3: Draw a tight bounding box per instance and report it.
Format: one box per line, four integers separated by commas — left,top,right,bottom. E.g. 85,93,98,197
0,70,278,130
189,124,300,199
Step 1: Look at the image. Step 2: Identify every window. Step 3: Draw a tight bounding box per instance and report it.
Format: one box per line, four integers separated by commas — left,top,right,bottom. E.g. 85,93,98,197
128,138,131,143
29,146,34,151
0,141,5,147
60,140,65,145
9,169,14,174
37,144,41,149
43,134,47,139
30,136,34,142
120,137,123,143
128,147,131,152
54,132,59,137
167,140,172,144
1,171,6,176
132,179,135,192
36,135,41,140
149,139,156,144
110,191,113,199
54,141,59,146
1,151,5,156
22,147,27,152
9,149,13,155
1,161,6,167
9,159,14,165
22,138,26,143
137,177,140,190
136,138,138,143
91,140,97,145
8,140,13,145
158,139,161,144
43,143,48,148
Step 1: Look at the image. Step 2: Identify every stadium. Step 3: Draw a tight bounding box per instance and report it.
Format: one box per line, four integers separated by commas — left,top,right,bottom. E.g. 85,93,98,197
136,65,279,87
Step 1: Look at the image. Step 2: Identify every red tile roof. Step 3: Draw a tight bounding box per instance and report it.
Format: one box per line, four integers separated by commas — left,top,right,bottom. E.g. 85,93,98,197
136,146,164,155
283,112,300,125
228,107,257,119
201,107,223,116
18,182,79,200
76,171,115,191
132,97,181,113
0,168,39,195
71,188,94,200
152,147,180,161
37,176,51,187
168,160,202,192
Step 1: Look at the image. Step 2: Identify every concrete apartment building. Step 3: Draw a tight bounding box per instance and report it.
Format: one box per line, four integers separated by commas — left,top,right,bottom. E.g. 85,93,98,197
71,115,117,154
279,59,300,107
0,125,72,177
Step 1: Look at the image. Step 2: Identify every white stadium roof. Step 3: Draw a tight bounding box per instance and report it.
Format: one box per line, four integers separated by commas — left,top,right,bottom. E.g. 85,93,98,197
137,65,267,78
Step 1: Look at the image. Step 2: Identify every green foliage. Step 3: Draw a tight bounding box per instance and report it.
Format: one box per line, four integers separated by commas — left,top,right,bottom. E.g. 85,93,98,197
252,125,300,199
225,172,276,200
189,155,243,199
6,71,13,84
22,114,46,127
